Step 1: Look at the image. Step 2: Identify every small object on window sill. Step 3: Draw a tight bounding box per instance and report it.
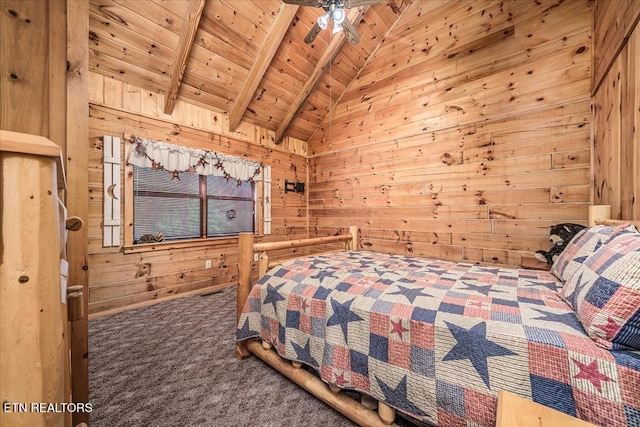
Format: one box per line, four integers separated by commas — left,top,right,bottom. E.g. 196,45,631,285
521,256,551,271
137,232,165,244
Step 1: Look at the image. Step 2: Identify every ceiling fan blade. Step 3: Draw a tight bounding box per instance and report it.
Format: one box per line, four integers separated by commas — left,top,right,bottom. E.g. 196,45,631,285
283,0,323,6
344,0,382,7
341,16,360,45
304,21,322,44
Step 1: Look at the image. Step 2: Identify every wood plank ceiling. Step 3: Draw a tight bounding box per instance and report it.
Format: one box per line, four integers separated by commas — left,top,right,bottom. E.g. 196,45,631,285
88,0,412,144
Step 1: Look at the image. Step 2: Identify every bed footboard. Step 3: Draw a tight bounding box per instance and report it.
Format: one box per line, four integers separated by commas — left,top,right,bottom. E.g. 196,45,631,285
235,227,402,425
236,227,358,359
236,226,358,344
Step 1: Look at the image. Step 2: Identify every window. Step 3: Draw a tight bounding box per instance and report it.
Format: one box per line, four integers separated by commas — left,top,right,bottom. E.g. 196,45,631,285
120,135,269,250
205,174,254,237
132,166,256,243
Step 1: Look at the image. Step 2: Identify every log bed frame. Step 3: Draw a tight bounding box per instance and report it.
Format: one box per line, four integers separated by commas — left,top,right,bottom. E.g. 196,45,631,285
234,211,632,426
235,226,403,426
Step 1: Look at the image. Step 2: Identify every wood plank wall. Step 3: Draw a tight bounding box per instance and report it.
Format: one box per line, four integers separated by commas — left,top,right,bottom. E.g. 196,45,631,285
1,0,91,422
592,0,640,220
307,0,593,266
1,0,69,147
87,73,308,314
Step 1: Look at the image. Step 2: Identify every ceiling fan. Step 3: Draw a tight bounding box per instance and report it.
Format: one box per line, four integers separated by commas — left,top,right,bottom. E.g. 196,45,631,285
283,0,382,45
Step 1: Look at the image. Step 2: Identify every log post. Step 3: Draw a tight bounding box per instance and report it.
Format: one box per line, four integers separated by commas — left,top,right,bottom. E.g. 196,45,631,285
361,394,378,410
258,251,269,278
378,402,396,425
349,225,359,250
236,232,254,359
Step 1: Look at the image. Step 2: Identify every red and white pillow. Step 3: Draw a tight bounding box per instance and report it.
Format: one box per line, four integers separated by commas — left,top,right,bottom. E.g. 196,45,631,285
557,227,640,350
551,224,631,282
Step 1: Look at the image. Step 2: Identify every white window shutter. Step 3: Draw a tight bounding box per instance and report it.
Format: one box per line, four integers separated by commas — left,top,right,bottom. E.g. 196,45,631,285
263,165,271,235
103,136,121,247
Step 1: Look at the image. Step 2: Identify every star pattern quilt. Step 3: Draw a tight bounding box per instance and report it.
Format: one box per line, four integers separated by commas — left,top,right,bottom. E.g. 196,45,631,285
236,251,640,426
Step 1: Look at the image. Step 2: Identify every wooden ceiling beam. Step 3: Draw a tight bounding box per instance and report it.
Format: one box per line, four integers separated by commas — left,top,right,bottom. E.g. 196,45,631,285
163,0,206,115
228,3,299,132
274,6,369,145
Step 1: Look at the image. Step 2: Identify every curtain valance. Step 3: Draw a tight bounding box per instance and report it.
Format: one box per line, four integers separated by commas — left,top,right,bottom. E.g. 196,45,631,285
127,136,262,182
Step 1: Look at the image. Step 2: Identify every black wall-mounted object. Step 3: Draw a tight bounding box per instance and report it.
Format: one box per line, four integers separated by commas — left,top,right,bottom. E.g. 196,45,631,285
284,180,305,194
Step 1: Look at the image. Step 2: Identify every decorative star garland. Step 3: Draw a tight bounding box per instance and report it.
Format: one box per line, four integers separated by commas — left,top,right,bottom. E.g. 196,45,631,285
129,136,262,184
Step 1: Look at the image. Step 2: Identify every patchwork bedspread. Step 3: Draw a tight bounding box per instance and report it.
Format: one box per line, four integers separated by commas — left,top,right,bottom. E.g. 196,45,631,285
236,251,640,426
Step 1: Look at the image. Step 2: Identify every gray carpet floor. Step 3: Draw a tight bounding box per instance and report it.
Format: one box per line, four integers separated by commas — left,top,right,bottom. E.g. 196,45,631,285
89,287,367,427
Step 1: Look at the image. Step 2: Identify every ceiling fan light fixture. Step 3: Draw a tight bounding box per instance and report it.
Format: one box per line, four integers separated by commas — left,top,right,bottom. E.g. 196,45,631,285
289,0,383,44
317,12,330,30
332,7,346,25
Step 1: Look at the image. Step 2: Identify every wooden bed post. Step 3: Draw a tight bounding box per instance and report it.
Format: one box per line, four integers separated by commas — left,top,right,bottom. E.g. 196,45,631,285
236,232,254,359
349,225,358,250
258,251,269,278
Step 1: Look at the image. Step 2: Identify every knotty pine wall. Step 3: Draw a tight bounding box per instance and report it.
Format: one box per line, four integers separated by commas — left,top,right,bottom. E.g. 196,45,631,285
87,72,308,314
308,0,593,266
592,0,640,220
2,1,91,418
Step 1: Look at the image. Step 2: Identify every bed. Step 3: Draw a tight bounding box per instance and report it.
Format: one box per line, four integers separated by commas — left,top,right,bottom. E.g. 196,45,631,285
235,223,640,426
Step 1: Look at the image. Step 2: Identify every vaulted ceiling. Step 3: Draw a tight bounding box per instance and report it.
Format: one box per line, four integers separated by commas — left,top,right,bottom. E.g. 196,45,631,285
88,0,417,144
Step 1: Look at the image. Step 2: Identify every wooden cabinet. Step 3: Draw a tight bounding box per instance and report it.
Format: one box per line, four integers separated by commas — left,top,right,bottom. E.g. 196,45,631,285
496,390,596,427
0,130,71,427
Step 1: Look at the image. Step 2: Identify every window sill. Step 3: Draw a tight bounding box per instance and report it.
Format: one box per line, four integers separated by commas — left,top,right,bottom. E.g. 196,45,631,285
123,235,258,254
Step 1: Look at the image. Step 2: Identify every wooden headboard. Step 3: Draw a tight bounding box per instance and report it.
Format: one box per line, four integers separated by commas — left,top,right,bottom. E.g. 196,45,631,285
589,204,640,229
595,219,640,228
